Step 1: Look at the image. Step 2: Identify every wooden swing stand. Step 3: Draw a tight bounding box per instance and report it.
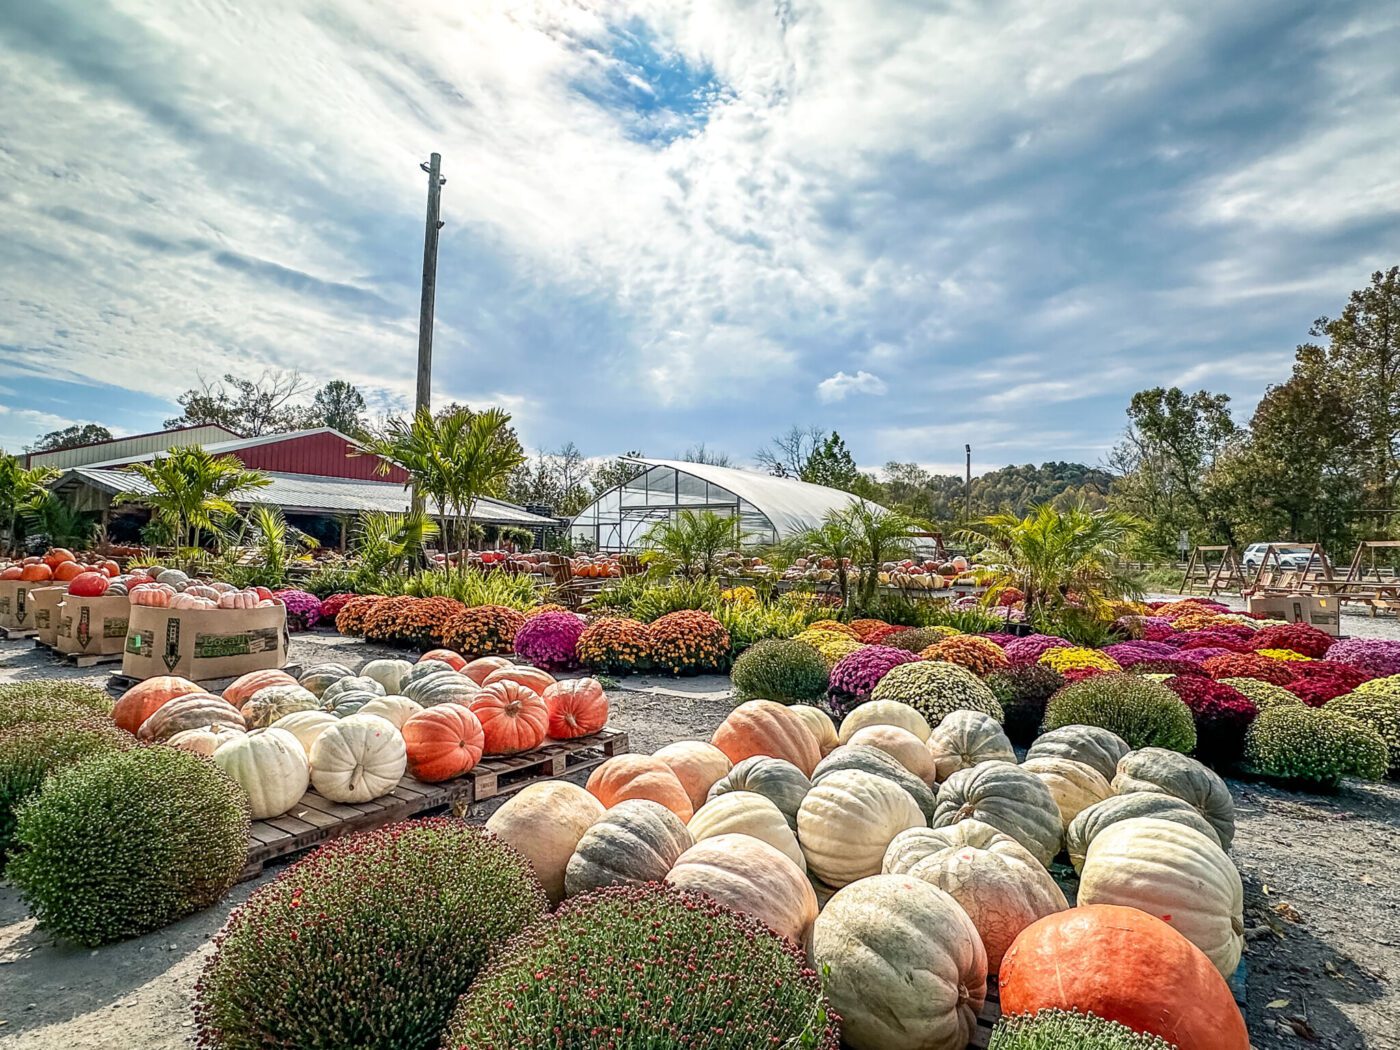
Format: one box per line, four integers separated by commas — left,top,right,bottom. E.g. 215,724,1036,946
1179,545,1247,595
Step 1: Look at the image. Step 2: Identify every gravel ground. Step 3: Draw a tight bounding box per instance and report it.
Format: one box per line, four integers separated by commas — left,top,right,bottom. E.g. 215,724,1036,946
2,627,1399,1048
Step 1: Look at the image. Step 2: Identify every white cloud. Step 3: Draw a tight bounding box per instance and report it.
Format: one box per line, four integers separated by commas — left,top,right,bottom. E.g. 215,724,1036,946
816,370,887,403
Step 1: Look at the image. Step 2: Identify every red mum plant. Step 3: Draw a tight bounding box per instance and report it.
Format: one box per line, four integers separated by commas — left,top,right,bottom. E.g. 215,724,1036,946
1284,660,1373,706
1126,659,1212,679
318,592,356,622
1176,630,1254,654
1250,623,1335,659
1200,652,1296,685
1060,666,1108,684
849,618,893,642
1163,676,1259,767
863,623,910,645
513,611,586,669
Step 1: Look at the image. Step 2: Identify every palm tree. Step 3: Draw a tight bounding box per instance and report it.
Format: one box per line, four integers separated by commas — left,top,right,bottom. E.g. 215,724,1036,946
219,503,319,586
643,510,748,579
353,510,439,577
958,501,1144,616
116,447,270,563
22,492,98,551
793,515,862,609
0,453,58,554
843,501,928,609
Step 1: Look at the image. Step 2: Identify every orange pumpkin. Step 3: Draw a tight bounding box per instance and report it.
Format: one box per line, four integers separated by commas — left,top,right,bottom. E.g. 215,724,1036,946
999,905,1249,1050
586,754,693,823
112,676,205,734
65,571,109,597
224,669,298,709
468,681,549,756
99,559,121,577
711,700,821,777
543,678,608,739
420,648,468,671
463,655,513,685
653,740,732,811
52,561,85,582
42,548,76,570
0,566,22,580
482,665,556,695
402,703,485,781
19,563,53,582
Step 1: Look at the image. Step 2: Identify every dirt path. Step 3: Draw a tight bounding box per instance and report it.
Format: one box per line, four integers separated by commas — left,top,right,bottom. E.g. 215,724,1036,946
2,633,1398,1048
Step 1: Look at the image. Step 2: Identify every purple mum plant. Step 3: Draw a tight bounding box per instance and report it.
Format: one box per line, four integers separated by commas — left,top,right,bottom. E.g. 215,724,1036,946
828,645,920,715
513,610,587,670
273,589,322,631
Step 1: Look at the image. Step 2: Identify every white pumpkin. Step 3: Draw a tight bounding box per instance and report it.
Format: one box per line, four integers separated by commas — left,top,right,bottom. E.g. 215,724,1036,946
360,658,414,695
357,694,424,731
269,709,340,757
1112,748,1236,850
653,740,733,811
902,820,1068,973
167,723,245,758
847,724,938,785
1078,816,1245,978
309,713,407,803
838,699,932,743
926,710,1016,782
798,768,924,888
667,833,818,949
485,781,603,905
212,727,309,819
814,873,987,1050
1019,756,1113,830
787,704,839,755
687,790,805,870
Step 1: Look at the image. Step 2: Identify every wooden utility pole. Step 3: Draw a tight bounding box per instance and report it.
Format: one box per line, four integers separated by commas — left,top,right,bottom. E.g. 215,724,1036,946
416,152,446,417
964,443,972,522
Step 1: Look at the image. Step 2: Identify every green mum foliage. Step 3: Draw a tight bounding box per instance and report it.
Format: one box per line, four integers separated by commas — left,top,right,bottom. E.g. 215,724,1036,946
1242,705,1388,787
730,638,831,705
868,660,1005,724
0,679,115,731
990,1010,1177,1049
8,746,250,947
1325,691,1400,776
443,883,839,1050
1043,675,1196,753
986,664,1066,746
196,819,547,1050
1219,677,1304,711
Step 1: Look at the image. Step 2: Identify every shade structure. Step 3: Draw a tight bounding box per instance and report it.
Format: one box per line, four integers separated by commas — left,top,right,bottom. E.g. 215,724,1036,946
570,458,884,551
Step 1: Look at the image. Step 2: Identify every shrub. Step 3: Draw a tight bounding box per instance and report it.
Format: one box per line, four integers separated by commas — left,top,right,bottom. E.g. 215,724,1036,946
922,635,1009,676
1127,659,1210,679
196,819,546,1050
368,596,467,649
8,746,249,946
1242,706,1388,787
335,594,389,636
794,629,863,669
442,884,838,1050
989,1010,1176,1049
827,645,921,715
0,680,114,727
272,589,322,631
440,604,526,658
986,665,1066,746
869,661,1005,724
318,592,356,622
1327,690,1400,775
1221,677,1303,711
1162,676,1258,767
1200,652,1295,684
884,626,957,654
1043,675,1197,752
731,638,830,704
512,611,586,669
1284,660,1373,707
1003,634,1074,666
807,619,859,638
0,719,133,860
1250,623,1334,659
713,600,809,655
648,610,731,674
1038,647,1122,675
1326,638,1400,678
577,616,652,674
849,617,891,641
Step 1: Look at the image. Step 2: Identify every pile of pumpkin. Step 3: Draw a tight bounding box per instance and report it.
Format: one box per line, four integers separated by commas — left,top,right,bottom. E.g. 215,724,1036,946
109,651,610,818
0,548,122,584
482,697,1248,1050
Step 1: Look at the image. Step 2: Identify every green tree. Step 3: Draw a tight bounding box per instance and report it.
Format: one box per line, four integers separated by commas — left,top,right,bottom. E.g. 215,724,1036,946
26,423,113,454
353,510,439,577
590,451,646,496
116,448,271,562
801,431,880,497
791,514,862,610
642,510,746,579
0,454,58,554
22,492,96,550
842,501,926,609
305,380,368,438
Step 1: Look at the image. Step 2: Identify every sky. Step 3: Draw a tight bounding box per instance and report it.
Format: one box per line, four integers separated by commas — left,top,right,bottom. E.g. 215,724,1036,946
1,0,1397,476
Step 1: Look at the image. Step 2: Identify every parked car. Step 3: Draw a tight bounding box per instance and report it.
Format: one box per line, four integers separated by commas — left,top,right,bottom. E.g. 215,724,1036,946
1241,543,1315,571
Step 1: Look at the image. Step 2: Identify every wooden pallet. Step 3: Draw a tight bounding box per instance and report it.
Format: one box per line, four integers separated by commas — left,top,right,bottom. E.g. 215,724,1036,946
1,627,38,641
61,649,124,668
241,728,629,880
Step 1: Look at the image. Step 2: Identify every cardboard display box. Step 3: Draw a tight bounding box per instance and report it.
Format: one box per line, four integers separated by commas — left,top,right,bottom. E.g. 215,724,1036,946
30,586,66,646
56,594,131,656
123,603,288,682
0,579,40,631
1245,592,1342,636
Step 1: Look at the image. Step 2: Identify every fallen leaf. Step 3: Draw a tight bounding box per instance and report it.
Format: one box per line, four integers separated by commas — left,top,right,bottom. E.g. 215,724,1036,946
1267,999,1291,1008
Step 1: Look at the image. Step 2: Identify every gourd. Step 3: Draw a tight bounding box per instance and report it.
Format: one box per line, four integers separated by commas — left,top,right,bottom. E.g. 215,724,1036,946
1077,817,1244,978
1112,748,1235,850
309,713,407,803
360,658,413,695
224,669,297,709
322,675,386,706
112,676,204,734
485,781,604,905
403,670,480,707
168,723,245,757
932,763,1063,867
787,704,838,755
463,655,513,684
687,791,805,869
136,692,244,742
813,743,937,821
481,665,556,695
1026,724,1131,781
653,740,732,811
999,905,1250,1050
667,834,817,948
183,584,222,601
155,569,190,588
707,756,810,832
419,648,467,671
129,583,175,607
926,710,1016,781
469,681,549,755
401,703,484,782
798,768,925,888
837,699,932,743
814,874,987,1050
585,754,693,823
217,589,260,609
357,695,424,730
564,799,692,897
1066,792,1221,872
269,709,340,757
847,724,937,784
297,663,356,697
212,727,309,819
169,593,217,610
1019,756,1113,830
242,684,320,729
902,819,1068,973
542,678,608,739
711,700,821,776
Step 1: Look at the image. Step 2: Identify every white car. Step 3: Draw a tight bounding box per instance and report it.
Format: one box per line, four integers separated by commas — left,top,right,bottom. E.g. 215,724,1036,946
1241,543,1314,571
